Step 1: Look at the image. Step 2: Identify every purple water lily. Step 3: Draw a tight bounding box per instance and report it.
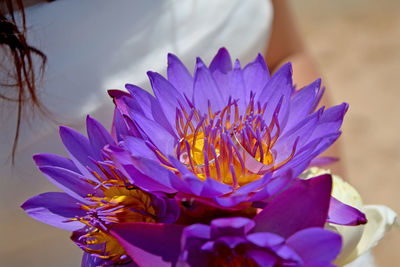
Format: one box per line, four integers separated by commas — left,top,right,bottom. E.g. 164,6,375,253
22,116,179,266
108,48,346,208
111,175,343,267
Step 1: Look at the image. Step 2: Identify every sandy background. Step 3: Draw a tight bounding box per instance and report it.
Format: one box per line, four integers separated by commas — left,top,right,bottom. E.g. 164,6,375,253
291,0,400,266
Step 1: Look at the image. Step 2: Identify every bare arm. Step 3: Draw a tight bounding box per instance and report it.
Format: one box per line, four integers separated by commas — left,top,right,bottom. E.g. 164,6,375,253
265,0,345,176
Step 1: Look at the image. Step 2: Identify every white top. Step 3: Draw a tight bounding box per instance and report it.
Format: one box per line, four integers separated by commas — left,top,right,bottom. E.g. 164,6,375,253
0,0,273,266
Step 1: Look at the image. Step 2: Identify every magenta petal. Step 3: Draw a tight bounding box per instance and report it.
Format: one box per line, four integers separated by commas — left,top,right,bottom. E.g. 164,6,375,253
210,217,255,239
209,47,232,74
167,53,194,100
21,192,85,231
86,116,115,159
246,250,276,267
253,175,332,238
193,58,225,112
327,197,367,225
286,228,342,264
111,222,184,266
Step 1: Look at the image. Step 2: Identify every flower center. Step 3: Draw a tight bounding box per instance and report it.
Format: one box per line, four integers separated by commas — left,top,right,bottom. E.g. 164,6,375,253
174,94,296,188
69,163,157,264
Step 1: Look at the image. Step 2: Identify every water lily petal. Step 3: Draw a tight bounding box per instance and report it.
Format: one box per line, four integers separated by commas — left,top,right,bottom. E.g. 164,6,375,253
59,126,100,179
111,222,184,266
229,59,247,109
309,103,348,141
327,197,367,226
111,108,130,142
286,79,321,130
86,115,115,159
33,153,80,173
243,53,270,100
209,47,232,74
21,192,85,231
253,175,332,238
125,84,176,137
39,166,94,204
168,53,194,100
286,228,342,264
148,71,189,132
258,62,293,124
128,112,176,156
193,57,225,112
246,250,277,267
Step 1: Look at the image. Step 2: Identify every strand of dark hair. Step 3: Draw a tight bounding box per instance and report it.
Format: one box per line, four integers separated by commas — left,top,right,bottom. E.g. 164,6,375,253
0,0,48,164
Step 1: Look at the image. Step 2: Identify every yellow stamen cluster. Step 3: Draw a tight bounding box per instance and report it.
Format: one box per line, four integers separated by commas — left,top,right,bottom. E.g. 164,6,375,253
171,96,296,189
69,164,157,264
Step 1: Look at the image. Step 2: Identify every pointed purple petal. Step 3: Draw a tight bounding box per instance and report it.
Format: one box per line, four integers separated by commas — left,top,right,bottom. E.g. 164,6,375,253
33,153,80,173
259,62,293,124
111,222,184,266
38,166,94,203
121,136,158,162
253,175,332,238
243,53,270,98
309,103,348,141
286,228,342,264
129,112,176,156
327,197,367,225
199,177,234,198
86,116,115,159
193,58,225,112
125,84,176,137
209,47,232,74
111,108,130,142
229,59,247,108
148,71,189,132
21,192,85,231
167,53,194,100
107,147,178,194
59,126,100,179
286,79,321,130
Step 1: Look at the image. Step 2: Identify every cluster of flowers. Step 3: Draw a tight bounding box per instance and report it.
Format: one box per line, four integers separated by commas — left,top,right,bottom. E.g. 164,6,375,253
22,48,397,267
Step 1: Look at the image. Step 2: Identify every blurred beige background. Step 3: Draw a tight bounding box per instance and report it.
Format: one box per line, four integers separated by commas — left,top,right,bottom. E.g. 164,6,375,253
291,0,400,266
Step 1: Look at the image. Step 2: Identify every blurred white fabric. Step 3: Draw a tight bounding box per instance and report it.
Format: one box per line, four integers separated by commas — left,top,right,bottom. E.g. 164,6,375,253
0,0,273,266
